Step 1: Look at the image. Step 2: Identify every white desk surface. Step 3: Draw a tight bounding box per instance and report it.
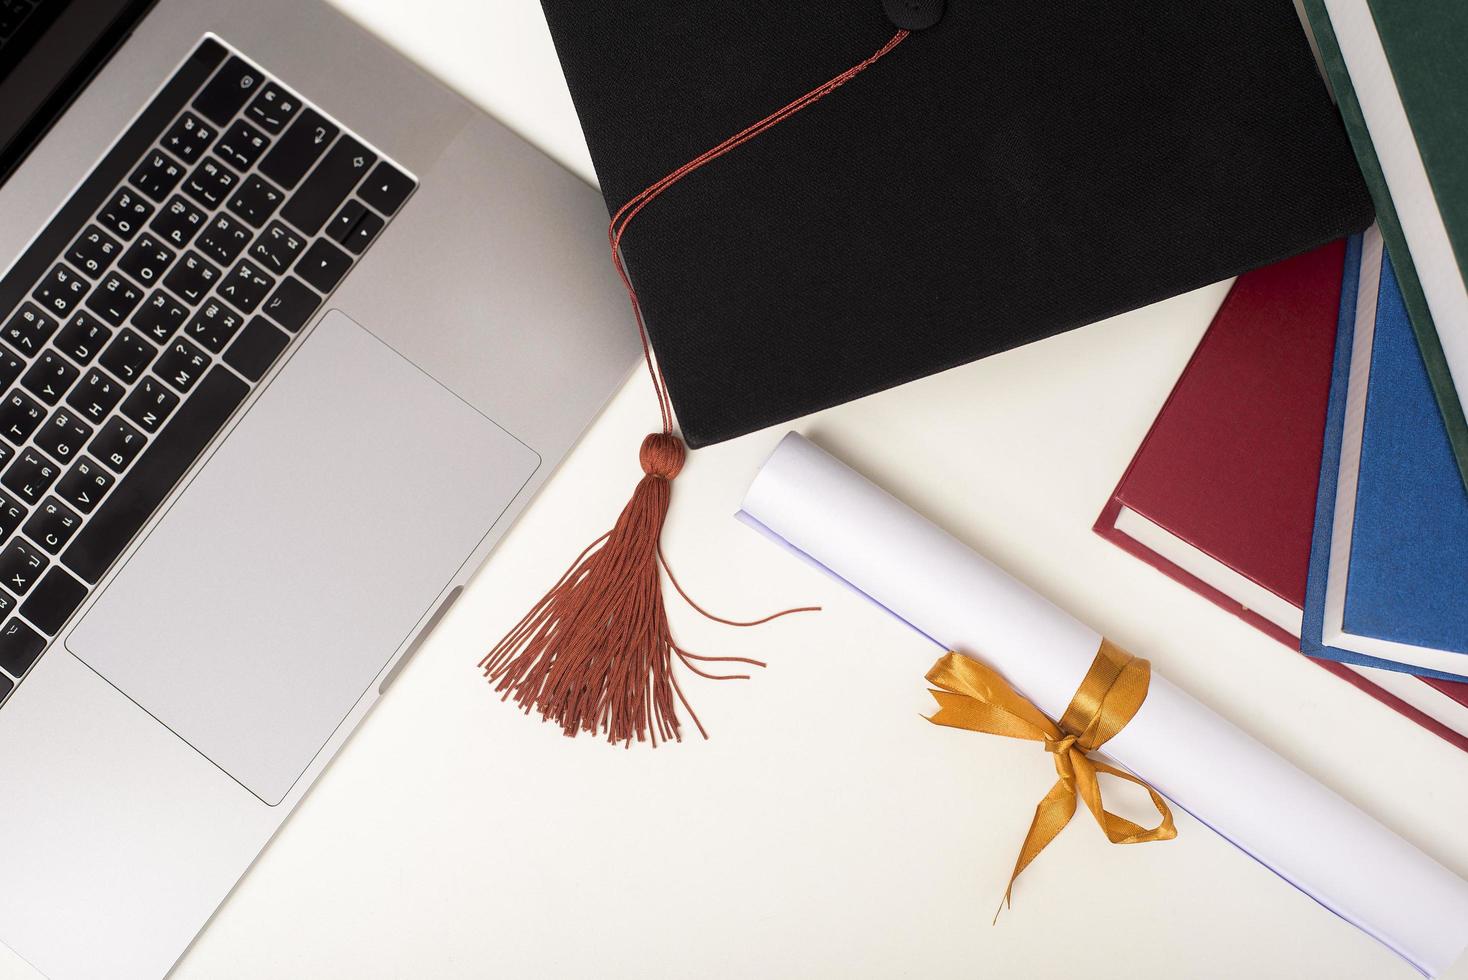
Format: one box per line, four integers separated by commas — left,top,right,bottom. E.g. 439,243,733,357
6,2,1468,978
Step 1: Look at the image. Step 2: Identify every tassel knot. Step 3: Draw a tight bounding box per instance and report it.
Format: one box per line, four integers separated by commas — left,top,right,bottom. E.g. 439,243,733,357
640,432,686,479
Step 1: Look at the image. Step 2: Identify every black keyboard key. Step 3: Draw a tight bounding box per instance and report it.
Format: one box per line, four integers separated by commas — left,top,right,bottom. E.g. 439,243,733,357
218,259,274,314
21,567,85,634
96,188,154,241
98,328,155,384
0,673,13,702
0,490,25,540
325,200,366,245
342,208,383,256
193,56,264,126
280,136,375,236
215,118,270,170
245,82,299,134
163,251,221,305
0,345,22,390
116,234,175,288
32,264,89,318
258,108,337,190
0,617,44,672
160,111,215,164
64,370,122,425
91,417,146,473
55,311,111,364
133,290,188,344
21,352,78,406
183,156,238,210
224,317,289,382
85,273,143,327
120,377,177,434
23,498,80,556
261,277,318,332
66,225,122,278
3,302,58,355
150,196,207,249
0,391,44,444
155,337,209,394
359,160,414,216
196,212,252,266
227,175,284,228
250,220,304,274
184,301,243,353
36,407,94,462
128,150,186,202
56,457,111,514
63,367,248,584
296,238,352,293
3,449,58,504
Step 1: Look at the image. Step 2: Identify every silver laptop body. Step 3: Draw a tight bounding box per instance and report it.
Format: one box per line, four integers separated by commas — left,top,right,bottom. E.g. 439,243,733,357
0,2,637,976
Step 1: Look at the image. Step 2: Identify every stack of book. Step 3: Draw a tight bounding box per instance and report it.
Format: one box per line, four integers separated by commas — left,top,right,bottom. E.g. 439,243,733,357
1096,3,1468,752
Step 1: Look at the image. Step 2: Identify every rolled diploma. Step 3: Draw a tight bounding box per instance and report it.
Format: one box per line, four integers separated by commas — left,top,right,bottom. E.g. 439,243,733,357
738,433,1468,978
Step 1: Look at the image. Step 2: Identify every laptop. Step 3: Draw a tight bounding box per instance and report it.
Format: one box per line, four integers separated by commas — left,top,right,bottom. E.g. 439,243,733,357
0,1,637,977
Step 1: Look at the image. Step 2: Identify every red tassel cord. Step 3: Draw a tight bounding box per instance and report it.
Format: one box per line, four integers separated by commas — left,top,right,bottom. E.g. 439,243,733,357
480,29,911,745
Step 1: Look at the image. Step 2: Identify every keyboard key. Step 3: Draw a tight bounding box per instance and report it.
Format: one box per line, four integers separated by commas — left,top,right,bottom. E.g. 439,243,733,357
22,352,79,406
21,567,85,634
128,150,186,202
56,457,111,514
0,618,44,673
0,392,44,444
359,160,414,216
245,82,299,134
36,407,94,463
159,111,215,164
261,277,318,332
91,417,146,473
85,273,143,327
196,212,252,266
150,196,207,249
0,490,26,540
2,449,58,504
23,498,80,555
163,251,221,305
155,337,209,394
32,264,89,318
55,311,111,364
117,234,176,288
99,328,155,384
183,156,238,210
97,188,154,241
341,208,383,255
258,107,337,189
63,371,121,425
0,345,22,390
296,238,352,292
184,301,243,353
66,225,122,278
63,367,248,584
0,674,13,701
228,174,284,228
280,136,375,236
3,302,58,355
133,290,188,344
224,317,289,382
215,119,270,170
218,259,274,314
250,221,304,275
193,56,264,126
120,377,177,434
325,200,366,245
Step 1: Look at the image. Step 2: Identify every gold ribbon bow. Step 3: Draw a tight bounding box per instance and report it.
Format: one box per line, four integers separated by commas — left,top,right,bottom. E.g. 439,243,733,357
926,640,1177,915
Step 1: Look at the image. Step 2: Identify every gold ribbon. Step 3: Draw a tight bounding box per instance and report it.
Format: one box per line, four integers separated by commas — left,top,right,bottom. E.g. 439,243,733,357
926,640,1177,915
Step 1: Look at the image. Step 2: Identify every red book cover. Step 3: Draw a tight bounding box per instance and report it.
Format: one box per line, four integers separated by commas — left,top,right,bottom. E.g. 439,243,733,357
1095,240,1468,752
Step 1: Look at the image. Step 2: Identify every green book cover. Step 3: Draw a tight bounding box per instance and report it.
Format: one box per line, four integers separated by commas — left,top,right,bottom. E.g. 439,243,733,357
1300,0,1468,491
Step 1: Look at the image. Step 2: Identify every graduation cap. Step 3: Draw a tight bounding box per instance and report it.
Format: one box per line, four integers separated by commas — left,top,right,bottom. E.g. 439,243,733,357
479,1,1372,744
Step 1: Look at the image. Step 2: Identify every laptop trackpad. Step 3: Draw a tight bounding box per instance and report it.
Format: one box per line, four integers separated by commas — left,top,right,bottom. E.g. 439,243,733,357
66,312,539,805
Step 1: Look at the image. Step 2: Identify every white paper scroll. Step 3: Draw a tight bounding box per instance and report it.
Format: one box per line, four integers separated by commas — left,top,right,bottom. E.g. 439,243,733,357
738,432,1468,978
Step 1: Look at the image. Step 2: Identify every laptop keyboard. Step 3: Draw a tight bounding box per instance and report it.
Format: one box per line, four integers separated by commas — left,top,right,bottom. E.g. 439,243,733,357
0,36,415,707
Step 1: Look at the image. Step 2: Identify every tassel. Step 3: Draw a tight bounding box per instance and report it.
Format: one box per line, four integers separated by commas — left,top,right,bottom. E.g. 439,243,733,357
479,28,911,745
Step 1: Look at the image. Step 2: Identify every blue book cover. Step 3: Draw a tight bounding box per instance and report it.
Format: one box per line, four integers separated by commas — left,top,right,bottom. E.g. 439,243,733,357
1302,229,1468,680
